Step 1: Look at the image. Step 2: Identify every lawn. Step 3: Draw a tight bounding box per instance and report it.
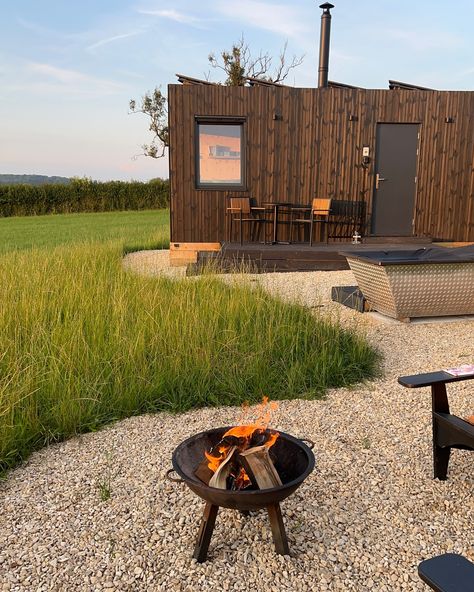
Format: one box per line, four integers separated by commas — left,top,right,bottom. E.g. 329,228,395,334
0,210,380,473
0,209,170,254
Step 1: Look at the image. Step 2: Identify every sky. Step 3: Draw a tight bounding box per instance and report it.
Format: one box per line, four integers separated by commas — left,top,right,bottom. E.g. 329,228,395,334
1,0,474,181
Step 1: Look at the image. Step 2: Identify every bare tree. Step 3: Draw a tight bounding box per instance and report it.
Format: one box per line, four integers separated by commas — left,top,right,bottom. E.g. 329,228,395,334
129,88,169,159
208,36,304,86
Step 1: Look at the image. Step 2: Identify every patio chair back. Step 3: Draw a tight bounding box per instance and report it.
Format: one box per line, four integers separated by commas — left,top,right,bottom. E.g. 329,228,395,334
229,196,251,214
226,196,269,244
312,198,332,217
290,198,332,245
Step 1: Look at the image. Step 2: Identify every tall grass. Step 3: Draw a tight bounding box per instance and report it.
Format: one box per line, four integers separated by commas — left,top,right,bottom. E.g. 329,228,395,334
0,243,380,472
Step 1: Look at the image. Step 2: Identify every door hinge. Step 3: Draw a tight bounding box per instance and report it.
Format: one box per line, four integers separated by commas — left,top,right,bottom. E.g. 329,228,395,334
414,176,417,183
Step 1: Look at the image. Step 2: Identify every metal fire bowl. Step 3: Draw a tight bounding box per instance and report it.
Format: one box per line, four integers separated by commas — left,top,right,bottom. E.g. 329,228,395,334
171,427,315,511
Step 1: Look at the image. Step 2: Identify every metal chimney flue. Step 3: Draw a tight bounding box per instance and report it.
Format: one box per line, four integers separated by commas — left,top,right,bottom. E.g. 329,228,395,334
318,2,334,88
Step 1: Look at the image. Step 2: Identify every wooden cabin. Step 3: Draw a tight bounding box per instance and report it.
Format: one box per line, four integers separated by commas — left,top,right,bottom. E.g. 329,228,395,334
168,77,474,265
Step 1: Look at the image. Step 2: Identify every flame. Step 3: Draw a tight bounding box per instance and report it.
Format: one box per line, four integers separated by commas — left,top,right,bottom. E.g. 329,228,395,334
264,431,279,448
205,445,229,473
234,466,251,489
204,397,279,480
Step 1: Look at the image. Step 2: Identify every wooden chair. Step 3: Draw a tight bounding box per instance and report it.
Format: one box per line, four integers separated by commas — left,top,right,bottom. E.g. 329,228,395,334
225,197,270,245
418,553,474,591
398,370,474,480
289,198,332,245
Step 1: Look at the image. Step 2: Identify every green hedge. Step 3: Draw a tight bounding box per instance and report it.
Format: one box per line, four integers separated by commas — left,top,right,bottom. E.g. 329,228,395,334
0,178,169,217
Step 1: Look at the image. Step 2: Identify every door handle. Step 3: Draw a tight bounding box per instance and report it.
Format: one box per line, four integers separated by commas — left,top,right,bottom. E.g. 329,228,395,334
375,173,387,189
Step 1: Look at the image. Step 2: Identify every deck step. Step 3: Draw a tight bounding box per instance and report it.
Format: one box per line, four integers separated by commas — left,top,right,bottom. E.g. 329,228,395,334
363,236,432,244
188,242,437,274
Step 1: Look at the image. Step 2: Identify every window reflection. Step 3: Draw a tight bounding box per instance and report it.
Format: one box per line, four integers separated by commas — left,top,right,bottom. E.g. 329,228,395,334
198,123,243,185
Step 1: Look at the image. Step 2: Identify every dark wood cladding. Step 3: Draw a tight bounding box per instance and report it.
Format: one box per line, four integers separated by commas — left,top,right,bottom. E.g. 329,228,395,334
169,84,474,243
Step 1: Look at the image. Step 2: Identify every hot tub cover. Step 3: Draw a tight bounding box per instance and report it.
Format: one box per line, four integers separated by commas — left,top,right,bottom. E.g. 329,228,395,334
339,245,474,266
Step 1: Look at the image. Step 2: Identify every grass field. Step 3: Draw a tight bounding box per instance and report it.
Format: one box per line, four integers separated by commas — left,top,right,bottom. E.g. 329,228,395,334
0,209,380,473
0,242,380,472
0,209,169,254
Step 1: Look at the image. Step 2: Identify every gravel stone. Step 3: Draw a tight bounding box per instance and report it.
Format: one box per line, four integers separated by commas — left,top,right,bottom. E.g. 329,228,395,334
0,250,472,591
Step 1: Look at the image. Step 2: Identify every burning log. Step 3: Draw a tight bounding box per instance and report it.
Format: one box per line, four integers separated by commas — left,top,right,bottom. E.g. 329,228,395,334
194,433,282,490
195,397,282,491
195,431,281,489
239,445,282,489
208,446,237,489
194,460,214,485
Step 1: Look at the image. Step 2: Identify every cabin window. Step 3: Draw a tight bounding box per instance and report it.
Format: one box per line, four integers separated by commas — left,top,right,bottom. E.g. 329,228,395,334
196,120,245,189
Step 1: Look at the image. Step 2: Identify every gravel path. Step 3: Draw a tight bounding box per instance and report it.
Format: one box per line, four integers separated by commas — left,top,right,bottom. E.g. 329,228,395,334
1,250,473,591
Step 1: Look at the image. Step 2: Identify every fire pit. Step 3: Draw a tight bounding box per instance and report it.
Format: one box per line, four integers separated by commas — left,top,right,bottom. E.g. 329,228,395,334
167,426,315,562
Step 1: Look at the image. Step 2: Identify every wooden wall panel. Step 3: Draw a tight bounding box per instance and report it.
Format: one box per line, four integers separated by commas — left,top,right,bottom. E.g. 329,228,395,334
169,85,474,243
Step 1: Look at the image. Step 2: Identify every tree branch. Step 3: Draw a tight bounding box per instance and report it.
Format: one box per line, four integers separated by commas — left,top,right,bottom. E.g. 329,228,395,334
128,88,168,159
208,36,304,86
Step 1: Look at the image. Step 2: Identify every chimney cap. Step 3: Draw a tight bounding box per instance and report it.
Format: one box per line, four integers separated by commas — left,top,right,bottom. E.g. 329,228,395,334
319,2,334,11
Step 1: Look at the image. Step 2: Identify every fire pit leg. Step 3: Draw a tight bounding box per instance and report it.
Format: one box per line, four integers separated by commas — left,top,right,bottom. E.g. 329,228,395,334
267,503,290,556
193,503,219,563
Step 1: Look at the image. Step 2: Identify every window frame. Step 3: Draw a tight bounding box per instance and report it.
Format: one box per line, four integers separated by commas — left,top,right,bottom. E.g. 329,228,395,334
194,116,246,190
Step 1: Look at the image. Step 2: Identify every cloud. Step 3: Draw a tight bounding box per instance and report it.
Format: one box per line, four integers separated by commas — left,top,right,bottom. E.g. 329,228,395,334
330,50,360,64
383,29,463,51
29,63,89,83
18,16,144,56
457,66,474,76
215,0,308,38
114,68,146,80
22,62,124,96
137,8,206,27
17,17,68,38
86,31,143,52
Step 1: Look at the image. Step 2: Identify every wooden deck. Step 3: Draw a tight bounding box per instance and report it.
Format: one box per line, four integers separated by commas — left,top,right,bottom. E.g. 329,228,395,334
195,239,434,272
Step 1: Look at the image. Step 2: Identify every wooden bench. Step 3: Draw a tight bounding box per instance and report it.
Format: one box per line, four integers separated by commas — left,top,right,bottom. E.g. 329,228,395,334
326,199,366,241
398,371,474,479
418,553,474,591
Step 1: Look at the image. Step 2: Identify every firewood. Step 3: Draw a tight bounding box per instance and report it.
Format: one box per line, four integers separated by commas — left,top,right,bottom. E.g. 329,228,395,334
194,459,213,485
249,430,268,448
208,446,237,489
238,445,282,490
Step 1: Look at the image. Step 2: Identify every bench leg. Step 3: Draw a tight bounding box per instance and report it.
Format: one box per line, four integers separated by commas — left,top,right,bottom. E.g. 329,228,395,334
431,384,450,480
433,445,450,480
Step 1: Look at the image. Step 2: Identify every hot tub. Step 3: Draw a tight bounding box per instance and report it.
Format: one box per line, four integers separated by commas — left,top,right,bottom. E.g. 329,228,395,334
339,246,474,321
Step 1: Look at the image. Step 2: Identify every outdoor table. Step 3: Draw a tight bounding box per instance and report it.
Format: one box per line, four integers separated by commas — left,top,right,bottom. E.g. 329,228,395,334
263,202,301,244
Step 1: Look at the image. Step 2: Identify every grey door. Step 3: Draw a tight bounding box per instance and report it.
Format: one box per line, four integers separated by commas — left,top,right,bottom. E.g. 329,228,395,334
372,123,419,236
